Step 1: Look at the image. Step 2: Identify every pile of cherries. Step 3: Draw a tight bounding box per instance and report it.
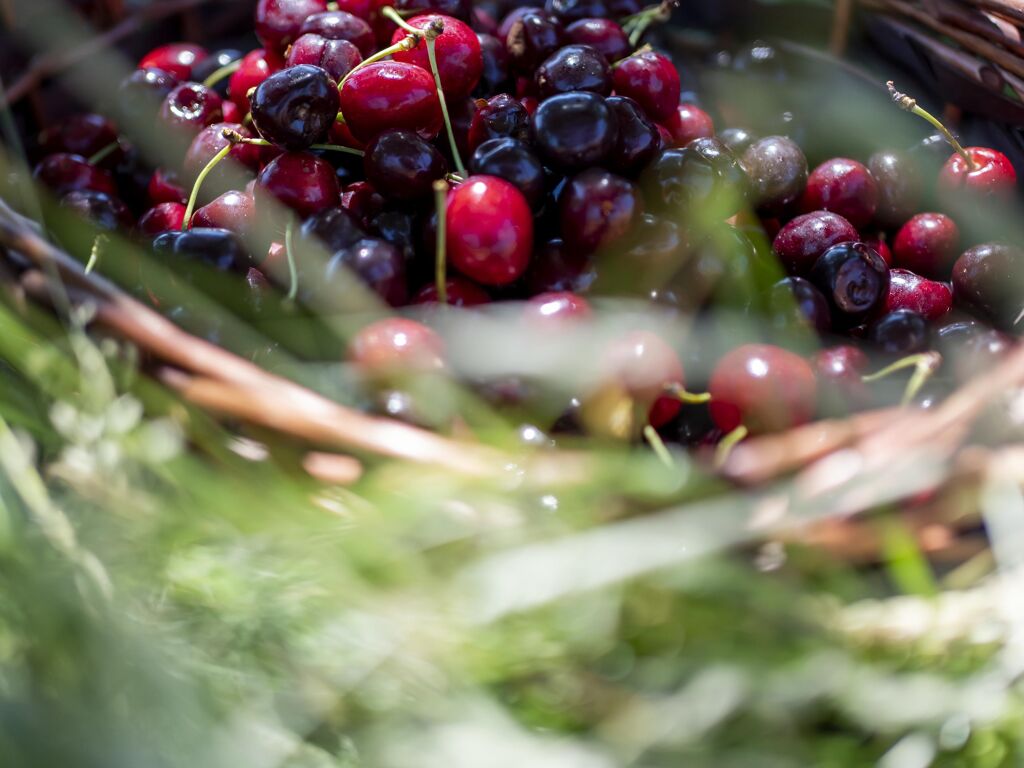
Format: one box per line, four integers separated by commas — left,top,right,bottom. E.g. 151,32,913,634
26,0,1024,457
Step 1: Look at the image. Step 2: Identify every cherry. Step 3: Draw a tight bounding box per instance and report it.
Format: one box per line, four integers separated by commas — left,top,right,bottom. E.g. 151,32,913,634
472,6,498,35
525,237,597,294
814,344,869,412
148,168,187,205
331,0,372,20
160,83,224,134
250,65,340,150
663,104,714,148
864,233,892,266
611,51,680,123
364,129,447,201
190,48,244,96
413,277,490,305
286,34,363,82
39,113,119,164
349,317,445,377
546,0,609,24
808,241,890,327
339,62,442,143
138,202,187,236
740,135,807,214
613,214,684,292
565,18,630,63
60,189,132,231
191,190,256,235
892,212,959,278
952,242,1024,329
598,330,684,429
341,180,385,226
772,210,858,275
138,43,208,81
256,152,341,217
34,153,116,197
467,93,530,152
505,10,567,74
324,237,407,306
469,137,545,208
869,309,930,355
475,33,512,96
531,91,617,170
885,268,952,320
560,168,642,254
184,122,262,181
300,10,376,56
255,0,330,54
534,44,611,98
939,146,1016,200
392,14,483,101
498,6,541,42
228,49,279,115
446,175,533,285
393,0,471,23
525,290,591,322
800,158,878,229
709,344,817,434
605,95,659,177
300,206,366,252
117,67,180,123
153,227,249,275
769,276,831,334
641,138,747,223
868,150,920,228
719,127,757,155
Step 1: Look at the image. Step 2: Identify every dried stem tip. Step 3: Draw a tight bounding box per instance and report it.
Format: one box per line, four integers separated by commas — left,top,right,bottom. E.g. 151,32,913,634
887,80,915,111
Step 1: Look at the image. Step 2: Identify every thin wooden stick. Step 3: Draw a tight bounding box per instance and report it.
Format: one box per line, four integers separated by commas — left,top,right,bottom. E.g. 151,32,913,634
831,0,856,56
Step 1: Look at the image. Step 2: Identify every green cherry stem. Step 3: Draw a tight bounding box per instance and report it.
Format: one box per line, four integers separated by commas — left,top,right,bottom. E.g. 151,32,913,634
643,424,674,468
433,179,449,306
887,81,977,171
861,351,942,406
202,59,242,89
715,425,748,469
622,0,676,47
85,234,106,274
87,141,120,165
181,140,232,231
233,134,365,157
338,36,417,91
664,383,712,404
284,219,299,302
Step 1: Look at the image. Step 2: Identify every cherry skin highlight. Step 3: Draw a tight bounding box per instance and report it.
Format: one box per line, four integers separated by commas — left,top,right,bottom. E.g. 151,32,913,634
139,43,208,81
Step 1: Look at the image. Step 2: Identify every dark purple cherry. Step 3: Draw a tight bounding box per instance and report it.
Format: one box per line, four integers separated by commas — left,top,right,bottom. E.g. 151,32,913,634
393,0,471,23
605,95,659,177
641,138,746,222
475,33,512,96
34,153,117,197
39,113,119,164
952,242,1024,329
299,10,376,56
505,10,567,74
286,34,362,82
534,44,611,98
525,237,597,294
559,168,642,254
719,127,757,155
808,241,890,326
545,0,608,24
468,93,530,152
153,227,249,275
565,18,630,63
190,48,244,97
741,135,807,214
869,309,930,355
300,206,366,252
363,129,447,201
531,91,617,170
325,237,407,306
250,65,340,150
470,137,545,208
60,189,132,231
769,276,831,334
868,150,921,229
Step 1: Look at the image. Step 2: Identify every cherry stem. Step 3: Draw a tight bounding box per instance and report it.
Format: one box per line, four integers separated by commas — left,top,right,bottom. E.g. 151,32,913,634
643,424,674,468
202,58,241,89
887,81,976,171
326,0,339,8
234,135,364,157
85,234,106,274
284,219,299,302
181,140,232,231
86,141,120,165
664,382,712,404
612,43,652,67
715,425,748,469
433,179,448,306
861,350,942,406
337,36,417,91
622,0,676,47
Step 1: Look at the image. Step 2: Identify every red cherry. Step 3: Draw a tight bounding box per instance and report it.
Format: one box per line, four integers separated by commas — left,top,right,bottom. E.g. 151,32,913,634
412,278,491,306
610,51,680,123
892,212,959,278
222,100,242,123
391,14,483,100
255,0,330,54
565,18,630,63
601,330,684,429
184,122,263,178
331,0,372,20
39,113,119,164
229,49,279,115
286,34,363,82
709,344,817,434
349,317,445,376
33,153,116,197
800,158,878,229
160,83,223,134
139,43,208,81
300,10,376,57
814,344,869,409
339,61,442,143
885,268,952,320
137,202,187,236
525,291,591,322
256,151,341,217
664,103,714,147
341,180,385,225
191,190,256,235
772,210,858,275
148,168,187,205
939,146,1016,199
864,233,892,266
446,175,533,286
